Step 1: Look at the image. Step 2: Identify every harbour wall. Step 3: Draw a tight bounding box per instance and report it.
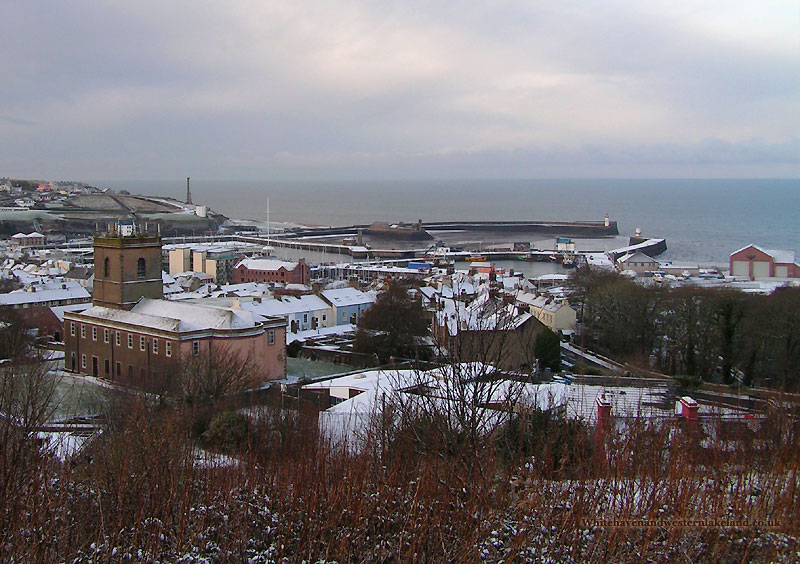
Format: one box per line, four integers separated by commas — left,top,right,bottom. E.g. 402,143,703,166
290,220,619,239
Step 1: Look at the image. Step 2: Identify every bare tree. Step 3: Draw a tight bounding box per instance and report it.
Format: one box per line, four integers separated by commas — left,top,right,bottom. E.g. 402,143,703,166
0,354,61,508
180,344,256,404
372,292,548,472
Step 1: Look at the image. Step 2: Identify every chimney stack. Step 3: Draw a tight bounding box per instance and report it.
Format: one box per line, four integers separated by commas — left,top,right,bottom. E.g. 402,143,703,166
596,393,612,427
186,177,192,205
679,396,699,428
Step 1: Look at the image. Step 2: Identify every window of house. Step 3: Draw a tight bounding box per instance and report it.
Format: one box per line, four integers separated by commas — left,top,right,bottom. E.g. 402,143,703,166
268,329,275,345
153,339,158,354
104,359,109,374
137,257,146,278
70,322,75,336
342,312,347,323
128,333,133,348
140,336,146,351
104,329,109,343
115,331,121,346
116,362,121,378
81,354,86,369
166,341,172,357
192,341,200,356
322,314,326,322
303,313,308,323
92,327,97,341
81,325,86,338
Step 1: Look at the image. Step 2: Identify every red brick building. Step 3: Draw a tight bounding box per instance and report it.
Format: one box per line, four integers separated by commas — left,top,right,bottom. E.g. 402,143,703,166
729,244,800,281
10,232,46,247
64,298,286,392
232,258,310,285
64,224,287,393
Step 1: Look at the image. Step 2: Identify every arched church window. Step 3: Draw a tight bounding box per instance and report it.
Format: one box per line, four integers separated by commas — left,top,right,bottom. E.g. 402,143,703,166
137,257,146,278
104,257,110,277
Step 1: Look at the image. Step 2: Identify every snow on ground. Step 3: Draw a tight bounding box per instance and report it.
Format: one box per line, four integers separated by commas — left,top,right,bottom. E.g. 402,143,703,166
37,431,94,461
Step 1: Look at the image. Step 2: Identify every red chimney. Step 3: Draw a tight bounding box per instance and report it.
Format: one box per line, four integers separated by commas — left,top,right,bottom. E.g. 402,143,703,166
593,393,613,469
679,396,699,427
596,394,612,427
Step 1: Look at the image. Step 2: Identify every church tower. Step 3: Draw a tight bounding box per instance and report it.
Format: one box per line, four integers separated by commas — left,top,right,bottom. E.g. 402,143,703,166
92,221,163,310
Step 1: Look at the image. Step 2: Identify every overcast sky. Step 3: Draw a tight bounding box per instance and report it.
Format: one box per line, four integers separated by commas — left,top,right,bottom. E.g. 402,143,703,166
2,1,798,180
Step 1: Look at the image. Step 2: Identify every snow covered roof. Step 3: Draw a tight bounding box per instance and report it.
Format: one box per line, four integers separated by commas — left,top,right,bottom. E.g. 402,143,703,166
532,273,570,282
584,253,616,268
11,232,44,239
765,249,796,264
0,281,90,305
234,258,301,271
162,282,184,295
499,276,523,291
132,299,263,331
617,251,658,264
312,364,570,449
730,244,798,265
321,287,376,308
73,298,269,334
162,271,184,295
50,303,92,321
304,369,423,397
73,305,181,332
218,282,273,295
515,293,538,307
241,294,330,318
418,286,437,300
437,295,533,335
518,294,570,313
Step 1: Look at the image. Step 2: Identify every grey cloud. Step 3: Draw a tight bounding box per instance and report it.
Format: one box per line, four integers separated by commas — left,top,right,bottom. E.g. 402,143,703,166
0,115,38,126
0,1,797,180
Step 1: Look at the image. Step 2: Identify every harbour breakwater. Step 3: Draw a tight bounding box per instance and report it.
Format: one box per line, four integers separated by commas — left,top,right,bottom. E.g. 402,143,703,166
178,232,666,262
423,219,618,237
289,219,618,239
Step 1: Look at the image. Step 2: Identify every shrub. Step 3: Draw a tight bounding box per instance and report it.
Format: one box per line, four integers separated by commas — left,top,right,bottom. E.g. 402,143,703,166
204,410,250,452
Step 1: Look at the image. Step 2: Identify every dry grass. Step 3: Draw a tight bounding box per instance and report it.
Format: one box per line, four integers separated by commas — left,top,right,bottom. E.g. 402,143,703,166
1,393,798,563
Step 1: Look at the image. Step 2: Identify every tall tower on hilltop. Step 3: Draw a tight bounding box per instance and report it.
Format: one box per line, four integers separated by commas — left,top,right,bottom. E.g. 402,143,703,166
92,221,163,310
186,177,192,205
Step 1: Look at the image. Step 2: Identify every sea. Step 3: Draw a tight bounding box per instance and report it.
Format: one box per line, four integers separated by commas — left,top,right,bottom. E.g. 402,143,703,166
94,178,799,267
